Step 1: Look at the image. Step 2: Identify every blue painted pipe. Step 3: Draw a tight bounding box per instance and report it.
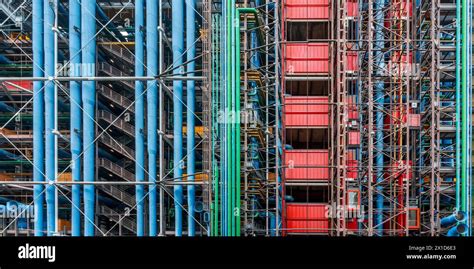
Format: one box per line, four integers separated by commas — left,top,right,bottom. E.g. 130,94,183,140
172,0,184,237
32,3,44,227
146,0,158,236
81,0,96,236
440,211,466,227
44,0,56,236
447,223,468,236
69,0,82,237
0,54,12,64
135,0,145,237
186,0,196,237
374,0,385,236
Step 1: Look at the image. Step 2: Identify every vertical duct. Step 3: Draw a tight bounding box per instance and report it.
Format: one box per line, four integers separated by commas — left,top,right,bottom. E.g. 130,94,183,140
135,0,145,237
33,0,45,236
44,0,56,236
69,0,82,236
172,0,185,236
146,0,158,236
374,0,385,235
81,0,96,236
186,0,197,237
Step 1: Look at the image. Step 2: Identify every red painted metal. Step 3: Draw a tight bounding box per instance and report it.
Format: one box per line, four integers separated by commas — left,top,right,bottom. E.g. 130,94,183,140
284,149,329,180
347,159,358,179
384,109,419,128
346,51,358,72
346,0,359,17
284,96,329,127
284,0,330,20
348,131,360,146
3,81,32,91
285,203,329,234
347,95,359,120
407,113,420,128
285,43,329,74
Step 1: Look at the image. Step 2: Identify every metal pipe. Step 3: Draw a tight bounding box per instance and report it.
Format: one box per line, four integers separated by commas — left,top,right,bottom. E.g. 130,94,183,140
186,0,196,237
447,223,468,236
158,0,166,237
461,0,471,234
0,76,205,81
146,0,158,236
172,0,185,237
440,211,466,227
135,0,145,237
44,0,56,236
374,0,385,236
32,0,45,237
455,0,462,211
81,0,97,236
69,0,82,237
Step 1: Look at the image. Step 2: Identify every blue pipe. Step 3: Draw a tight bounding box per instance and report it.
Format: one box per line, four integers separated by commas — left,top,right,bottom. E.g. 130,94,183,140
135,0,145,237
172,0,184,237
32,0,44,236
81,0,96,236
69,0,82,237
374,0,385,236
44,0,56,236
0,54,12,64
146,0,158,236
447,223,468,236
440,211,466,227
186,0,196,237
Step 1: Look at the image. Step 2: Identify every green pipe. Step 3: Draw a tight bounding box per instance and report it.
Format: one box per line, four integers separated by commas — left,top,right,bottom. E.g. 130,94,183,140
226,0,233,236
235,7,259,236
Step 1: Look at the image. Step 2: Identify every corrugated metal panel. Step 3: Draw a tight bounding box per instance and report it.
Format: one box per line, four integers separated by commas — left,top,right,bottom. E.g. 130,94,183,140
284,149,329,180
348,131,360,146
347,160,358,179
284,96,329,127
347,95,359,120
284,0,330,20
285,43,329,74
286,203,329,234
408,114,420,128
346,51,358,72
346,0,359,17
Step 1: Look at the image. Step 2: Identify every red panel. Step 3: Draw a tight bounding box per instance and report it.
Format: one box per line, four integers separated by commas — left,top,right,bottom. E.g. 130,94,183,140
285,203,329,234
346,51,358,72
284,0,330,20
3,81,32,91
348,131,360,146
284,150,329,180
284,96,329,127
347,96,359,120
347,160,358,179
285,43,329,74
346,0,359,17
407,114,420,127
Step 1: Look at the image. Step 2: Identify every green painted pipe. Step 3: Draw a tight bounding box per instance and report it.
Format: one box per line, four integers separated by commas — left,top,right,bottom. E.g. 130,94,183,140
226,0,233,236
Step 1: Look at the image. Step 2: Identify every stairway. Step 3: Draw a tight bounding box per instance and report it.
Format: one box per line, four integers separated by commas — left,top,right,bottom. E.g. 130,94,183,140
99,205,136,233
98,158,134,182
97,110,134,137
98,85,134,113
99,135,135,160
